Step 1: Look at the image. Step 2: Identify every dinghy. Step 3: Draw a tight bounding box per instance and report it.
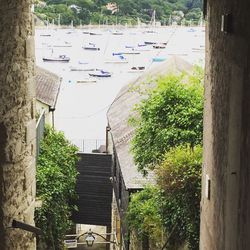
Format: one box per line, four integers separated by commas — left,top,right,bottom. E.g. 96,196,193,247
152,57,166,62
89,70,112,77
76,78,97,83
105,55,128,64
128,66,145,73
83,42,100,51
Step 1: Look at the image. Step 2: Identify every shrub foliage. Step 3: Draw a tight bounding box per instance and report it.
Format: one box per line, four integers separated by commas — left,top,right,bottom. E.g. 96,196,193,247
130,68,204,173
35,126,79,249
157,145,202,249
127,68,204,249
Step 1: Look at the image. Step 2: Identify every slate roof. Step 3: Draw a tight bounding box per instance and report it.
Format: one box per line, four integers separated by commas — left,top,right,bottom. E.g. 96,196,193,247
35,66,61,108
107,56,193,190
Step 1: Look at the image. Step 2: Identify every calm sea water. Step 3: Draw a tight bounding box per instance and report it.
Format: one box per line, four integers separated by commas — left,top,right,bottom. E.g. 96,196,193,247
35,26,205,152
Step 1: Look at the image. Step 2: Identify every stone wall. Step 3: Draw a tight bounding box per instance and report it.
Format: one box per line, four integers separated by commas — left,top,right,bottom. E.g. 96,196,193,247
200,0,250,249
0,1,36,249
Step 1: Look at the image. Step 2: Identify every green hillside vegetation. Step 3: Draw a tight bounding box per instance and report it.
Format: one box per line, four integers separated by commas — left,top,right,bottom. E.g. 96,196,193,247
34,0,202,26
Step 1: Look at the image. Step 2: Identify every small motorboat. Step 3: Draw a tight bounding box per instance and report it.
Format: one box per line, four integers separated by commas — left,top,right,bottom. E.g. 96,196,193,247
89,70,112,78
128,66,145,73
70,67,87,71
83,43,100,51
112,31,123,35
123,51,141,55
113,51,140,55
89,32,102,35
125,45,135,49
153,44,166,49
105,55,128,64
144,41,157,45
138,43,147,47
78,61,89,65
53,42,72,48
143,30,157,34
112,52,123,56
70,67,99,72
76,78,97,83
152,57,166,62
43,55,70,62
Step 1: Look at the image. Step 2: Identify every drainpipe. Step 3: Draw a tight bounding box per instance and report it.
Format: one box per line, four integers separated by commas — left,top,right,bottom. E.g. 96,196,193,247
106,126,111,153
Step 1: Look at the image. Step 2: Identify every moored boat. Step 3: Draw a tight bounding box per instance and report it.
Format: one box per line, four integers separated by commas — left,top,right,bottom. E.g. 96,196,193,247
76,78,97,83
144,41,157,45
43,55,70,62
105,55,128,64
112,31,123,35
113,51,140,55
152,57,166,62
83,43,100,51
153,43,166,49
89,32,102,35
128,66,145,73
89,70,112,77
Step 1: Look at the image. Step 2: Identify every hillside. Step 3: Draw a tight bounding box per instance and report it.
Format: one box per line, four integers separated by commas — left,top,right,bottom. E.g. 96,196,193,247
34,0,203,26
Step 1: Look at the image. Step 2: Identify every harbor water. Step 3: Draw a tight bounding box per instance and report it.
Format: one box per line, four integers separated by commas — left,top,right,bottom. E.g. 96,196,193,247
35,26,205,151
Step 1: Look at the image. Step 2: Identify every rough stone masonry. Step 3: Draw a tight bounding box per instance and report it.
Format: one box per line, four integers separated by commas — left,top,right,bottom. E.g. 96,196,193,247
0,1,36,249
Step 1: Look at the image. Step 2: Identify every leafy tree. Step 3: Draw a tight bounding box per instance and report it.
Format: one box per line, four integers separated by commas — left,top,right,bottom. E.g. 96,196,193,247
157,145,202,249
126,186,165,247
35,0,202,25
130,68,204,173
35,126,79,250
126,145,202,249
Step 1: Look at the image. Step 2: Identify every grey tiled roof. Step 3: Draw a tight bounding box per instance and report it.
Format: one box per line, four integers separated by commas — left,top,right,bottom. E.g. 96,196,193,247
35,66,61,108
107,56,193,189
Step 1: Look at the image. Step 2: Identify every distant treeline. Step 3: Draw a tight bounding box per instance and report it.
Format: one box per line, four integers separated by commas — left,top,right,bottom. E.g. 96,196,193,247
34,0,203,26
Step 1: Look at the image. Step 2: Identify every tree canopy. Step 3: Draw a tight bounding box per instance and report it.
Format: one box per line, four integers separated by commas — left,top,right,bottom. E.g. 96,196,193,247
130,68,204,173
35,0,203,25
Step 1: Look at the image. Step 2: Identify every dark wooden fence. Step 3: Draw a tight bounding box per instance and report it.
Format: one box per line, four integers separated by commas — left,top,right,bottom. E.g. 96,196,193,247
72,153,113,226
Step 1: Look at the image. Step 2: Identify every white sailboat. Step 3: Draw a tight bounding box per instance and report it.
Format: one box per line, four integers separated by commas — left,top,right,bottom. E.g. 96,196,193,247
144,10,157,33
40,19,51,37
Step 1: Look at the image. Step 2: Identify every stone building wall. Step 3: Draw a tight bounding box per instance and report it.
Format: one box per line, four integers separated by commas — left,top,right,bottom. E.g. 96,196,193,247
0,1,36,249
200,0,250,249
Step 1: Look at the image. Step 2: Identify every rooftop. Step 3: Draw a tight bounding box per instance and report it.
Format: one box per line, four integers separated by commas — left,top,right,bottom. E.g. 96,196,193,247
35,66,61,108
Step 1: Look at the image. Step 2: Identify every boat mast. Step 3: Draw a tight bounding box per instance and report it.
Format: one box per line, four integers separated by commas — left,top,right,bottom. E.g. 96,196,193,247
149,10,156,28
168,14,172,26
58,14,60,28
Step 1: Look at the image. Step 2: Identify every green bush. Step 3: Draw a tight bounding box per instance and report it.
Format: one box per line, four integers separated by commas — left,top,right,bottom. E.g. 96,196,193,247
157,145,202,249
126,145,202,249
126,186,164,244
35,126,79,249
130,68,204,173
